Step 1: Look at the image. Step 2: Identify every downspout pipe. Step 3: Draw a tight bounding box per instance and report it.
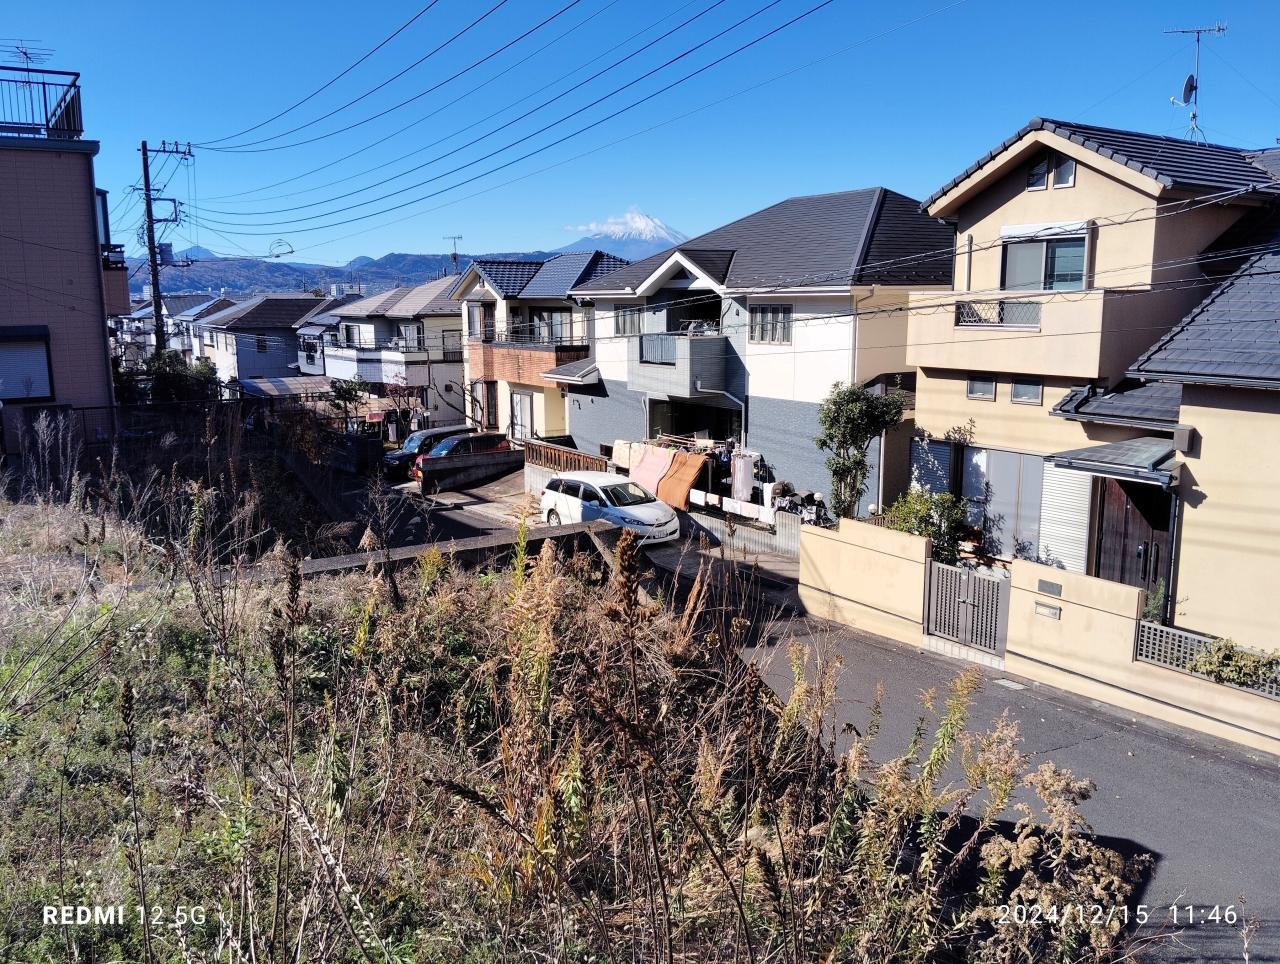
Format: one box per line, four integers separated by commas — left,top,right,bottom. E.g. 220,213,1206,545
1162,489,1181,625
695,381,745,449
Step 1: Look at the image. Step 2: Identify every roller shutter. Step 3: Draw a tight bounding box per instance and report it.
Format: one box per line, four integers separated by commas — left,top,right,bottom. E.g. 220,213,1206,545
0,340,53,400
1038,463,1093,572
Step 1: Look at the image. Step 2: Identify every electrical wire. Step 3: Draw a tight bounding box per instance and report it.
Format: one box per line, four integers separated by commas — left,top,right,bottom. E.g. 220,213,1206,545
196,2,445,147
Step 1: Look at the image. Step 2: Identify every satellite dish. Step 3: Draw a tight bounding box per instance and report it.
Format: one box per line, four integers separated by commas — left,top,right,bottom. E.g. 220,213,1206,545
1181,73,1197,104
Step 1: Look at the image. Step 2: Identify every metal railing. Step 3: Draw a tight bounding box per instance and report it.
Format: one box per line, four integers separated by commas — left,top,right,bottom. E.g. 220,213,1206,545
324,331,463,359
101,243,126,270
1135,620,1279,701
500,324,587,347
0,67,83,139
954,299,1042,329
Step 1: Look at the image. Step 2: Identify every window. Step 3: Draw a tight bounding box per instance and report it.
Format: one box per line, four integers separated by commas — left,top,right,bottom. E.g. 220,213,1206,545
0,336,54,401
1002,237,1086,291
1011,377,1043,405
1052,155,1076,188
616,305,643,337
961,447,1044,560
1026,155,1049,191
529,308,573,344
749,305,793,344
398,323,423,349
255,334,268,353
545,479,563,494
966,374,996,400
468,302,495,341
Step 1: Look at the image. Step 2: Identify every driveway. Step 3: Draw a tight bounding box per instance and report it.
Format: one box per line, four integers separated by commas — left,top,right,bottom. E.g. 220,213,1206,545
744,620,1280,963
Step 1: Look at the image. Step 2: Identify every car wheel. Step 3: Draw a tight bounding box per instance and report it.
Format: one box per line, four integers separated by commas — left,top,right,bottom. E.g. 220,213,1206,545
547,509,561,526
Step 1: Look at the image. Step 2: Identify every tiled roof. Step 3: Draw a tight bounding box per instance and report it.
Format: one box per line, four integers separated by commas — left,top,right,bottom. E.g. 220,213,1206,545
923,117,1280,211
385,274,464,317
519,251,630,298
1128,249,1280,388
296,293,362,328
173,296,237,321
1051,380,1182,427
470,259,544,298
334,287,414,318
198,293,327,330
572,188,953,293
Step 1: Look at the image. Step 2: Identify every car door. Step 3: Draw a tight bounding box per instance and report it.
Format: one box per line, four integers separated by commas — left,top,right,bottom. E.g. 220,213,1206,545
559,480,583,522
578,484,607,522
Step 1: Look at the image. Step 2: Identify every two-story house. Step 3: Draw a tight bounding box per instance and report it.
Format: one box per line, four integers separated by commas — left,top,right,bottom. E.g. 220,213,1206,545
118,293,232,366
192,293,344,386
453,251,628,439
313,275,466,425
564,189,954,506
0,65,124,457
904,117,1279,588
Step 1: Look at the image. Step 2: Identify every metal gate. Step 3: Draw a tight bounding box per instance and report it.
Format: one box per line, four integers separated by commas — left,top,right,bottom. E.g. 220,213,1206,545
925,561,1010,655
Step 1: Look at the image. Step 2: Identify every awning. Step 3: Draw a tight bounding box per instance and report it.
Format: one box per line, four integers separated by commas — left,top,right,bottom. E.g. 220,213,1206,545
296,324,328,337
1000,220,1088,239
544,357,600,386
237,375,334,397
1051,436,1179,487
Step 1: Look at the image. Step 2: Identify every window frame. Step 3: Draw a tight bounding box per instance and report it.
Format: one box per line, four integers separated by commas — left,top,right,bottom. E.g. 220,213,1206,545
0,332,56,403
1001,236,1087,292
748,304,794,345
1026,155,1049,191
616,305,643,337
966,374,997,401
1051,155,1076,188
1010,377,1044,406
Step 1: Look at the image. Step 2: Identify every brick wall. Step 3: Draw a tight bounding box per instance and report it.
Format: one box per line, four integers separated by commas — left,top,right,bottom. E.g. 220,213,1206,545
470,341,589,390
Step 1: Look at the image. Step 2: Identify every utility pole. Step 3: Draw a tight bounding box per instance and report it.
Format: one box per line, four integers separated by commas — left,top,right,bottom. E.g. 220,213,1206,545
444,234,462,273
139,139,193,358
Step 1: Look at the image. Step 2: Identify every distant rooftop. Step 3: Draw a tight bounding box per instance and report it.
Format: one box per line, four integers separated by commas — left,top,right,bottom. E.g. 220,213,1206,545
0,66,84,140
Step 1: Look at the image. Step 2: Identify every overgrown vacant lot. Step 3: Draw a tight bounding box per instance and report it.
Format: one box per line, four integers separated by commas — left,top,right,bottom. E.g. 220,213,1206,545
0,491,1152,963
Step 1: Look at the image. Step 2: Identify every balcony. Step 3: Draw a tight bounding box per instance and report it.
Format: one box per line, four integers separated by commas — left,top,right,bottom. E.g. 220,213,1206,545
324,330,464,386
470,339,590,389
0,67,84,140
906,289,1107,379
628,332,727,397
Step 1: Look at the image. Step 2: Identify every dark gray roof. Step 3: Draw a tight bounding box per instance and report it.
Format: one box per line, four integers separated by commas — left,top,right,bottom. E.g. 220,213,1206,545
1051,380,1182,427
130,293,218,320
519,251,630,298
543,356,599,384
923,117,1280,211
572,188,953,293
470,260,544,298
172,296,237,321
1129,250,1280,388
198,294,328,330
1052,436,1178,487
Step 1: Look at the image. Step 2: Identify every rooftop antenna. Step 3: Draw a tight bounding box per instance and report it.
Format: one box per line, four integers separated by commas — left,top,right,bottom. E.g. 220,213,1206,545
444,234,462,272
1166,22,1227,143
0,39,55,67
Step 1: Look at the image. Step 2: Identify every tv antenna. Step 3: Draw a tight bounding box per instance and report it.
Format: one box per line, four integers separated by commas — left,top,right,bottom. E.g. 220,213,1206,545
444,234,462,272
0,39,55,67
1166,22,1226,142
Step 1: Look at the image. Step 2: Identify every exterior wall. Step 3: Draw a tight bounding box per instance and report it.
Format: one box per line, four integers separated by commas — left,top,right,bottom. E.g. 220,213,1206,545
566,378,649,456
0,138,114,451
234,329,297,381
1173,386,1280,649
493,381,565,438
798,519,931,644
470,343,588,390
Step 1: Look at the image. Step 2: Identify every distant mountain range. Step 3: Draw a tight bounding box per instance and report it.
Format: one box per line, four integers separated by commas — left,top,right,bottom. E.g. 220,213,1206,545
131,211,685,297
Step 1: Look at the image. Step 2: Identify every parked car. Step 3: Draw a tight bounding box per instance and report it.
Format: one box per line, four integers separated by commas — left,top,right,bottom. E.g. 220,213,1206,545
383,425,475,480
540,471,680,545
410,431,514,484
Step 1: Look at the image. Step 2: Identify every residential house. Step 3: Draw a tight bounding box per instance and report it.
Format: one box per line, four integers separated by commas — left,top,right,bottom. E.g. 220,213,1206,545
172,296,238,364
453,251,628,439
565,189,954,504
192,293,341,386
904,117,1279,584
118,293,232,365
314,275,466,425
0,65,124,455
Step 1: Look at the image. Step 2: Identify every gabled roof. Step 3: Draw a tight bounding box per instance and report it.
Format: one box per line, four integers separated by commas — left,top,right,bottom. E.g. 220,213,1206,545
1128,248,1280,389
571,188,953,294
334,287,414,318
385,274,463,318
519,251,630,298
1051,379,1182,428
172,296,237,321
197,293,328,330
923,117,1280,212
469,259,544,298
129,293,219,320
295,292,362,328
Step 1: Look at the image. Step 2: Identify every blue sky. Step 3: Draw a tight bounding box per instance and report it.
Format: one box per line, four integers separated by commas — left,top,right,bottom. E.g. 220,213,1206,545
12,0,1279,265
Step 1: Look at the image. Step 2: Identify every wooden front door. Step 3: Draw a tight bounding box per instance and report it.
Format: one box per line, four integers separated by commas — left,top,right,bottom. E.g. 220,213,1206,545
1092,478,1172,593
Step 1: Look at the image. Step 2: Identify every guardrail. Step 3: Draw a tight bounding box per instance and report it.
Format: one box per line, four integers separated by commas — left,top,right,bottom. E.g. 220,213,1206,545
954,299,1041,329
0,67,83,139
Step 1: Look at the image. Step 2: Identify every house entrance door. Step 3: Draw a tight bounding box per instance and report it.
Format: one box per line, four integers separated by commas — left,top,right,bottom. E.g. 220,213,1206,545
1092,478,1172,594
510,391,533,440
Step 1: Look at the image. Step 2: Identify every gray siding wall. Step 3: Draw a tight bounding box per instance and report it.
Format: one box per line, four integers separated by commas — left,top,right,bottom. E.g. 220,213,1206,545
236,330,298,380
566,378,649,457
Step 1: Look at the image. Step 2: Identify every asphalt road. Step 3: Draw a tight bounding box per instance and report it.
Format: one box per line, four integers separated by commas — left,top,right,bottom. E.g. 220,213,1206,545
744,620,1280,963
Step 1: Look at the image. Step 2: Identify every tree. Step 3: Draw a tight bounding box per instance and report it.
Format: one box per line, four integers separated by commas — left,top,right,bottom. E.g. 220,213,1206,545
815,382,904,518
327,376,372,426
884,488,968,565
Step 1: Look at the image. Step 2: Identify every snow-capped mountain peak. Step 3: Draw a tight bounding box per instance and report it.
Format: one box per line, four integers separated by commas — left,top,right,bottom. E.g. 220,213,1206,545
555,208,688,260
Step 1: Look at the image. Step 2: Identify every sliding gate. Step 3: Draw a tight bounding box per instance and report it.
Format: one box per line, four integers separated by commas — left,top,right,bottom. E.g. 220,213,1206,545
925,561,1010,655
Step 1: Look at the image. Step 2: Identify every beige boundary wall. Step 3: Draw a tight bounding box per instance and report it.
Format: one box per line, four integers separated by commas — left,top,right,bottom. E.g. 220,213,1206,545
798,523,1280,756
798,520,930,645
1005,561,1280,757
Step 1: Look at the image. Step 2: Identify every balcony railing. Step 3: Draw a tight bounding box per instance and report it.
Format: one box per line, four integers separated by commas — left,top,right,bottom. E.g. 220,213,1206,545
0,67,84,140
101,243,126,270
954,298,1042,329
639,333,678,365
325,330,463,360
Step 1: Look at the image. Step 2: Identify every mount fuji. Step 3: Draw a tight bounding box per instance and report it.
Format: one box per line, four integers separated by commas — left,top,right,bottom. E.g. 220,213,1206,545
554,209,688,261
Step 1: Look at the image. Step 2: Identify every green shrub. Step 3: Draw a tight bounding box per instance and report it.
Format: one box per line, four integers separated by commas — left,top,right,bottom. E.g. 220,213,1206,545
1185,638,1280,689
884,488,968,565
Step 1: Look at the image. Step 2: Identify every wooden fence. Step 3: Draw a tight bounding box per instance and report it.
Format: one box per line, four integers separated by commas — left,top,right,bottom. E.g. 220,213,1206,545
522,438,607,474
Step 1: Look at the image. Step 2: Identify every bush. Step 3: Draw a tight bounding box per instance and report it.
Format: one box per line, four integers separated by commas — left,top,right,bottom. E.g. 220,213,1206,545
885,487,968,565
1185,638,1280,689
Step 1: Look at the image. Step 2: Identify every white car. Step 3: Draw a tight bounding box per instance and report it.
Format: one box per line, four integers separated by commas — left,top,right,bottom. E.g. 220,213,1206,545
540,471,680,545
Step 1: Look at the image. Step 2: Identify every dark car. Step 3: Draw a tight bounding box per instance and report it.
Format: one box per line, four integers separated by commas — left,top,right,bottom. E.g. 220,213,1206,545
382,426,475,480
410,432,513,484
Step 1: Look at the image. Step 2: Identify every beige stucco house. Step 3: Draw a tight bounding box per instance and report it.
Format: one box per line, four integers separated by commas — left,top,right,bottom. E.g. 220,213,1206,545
904,118,1280,623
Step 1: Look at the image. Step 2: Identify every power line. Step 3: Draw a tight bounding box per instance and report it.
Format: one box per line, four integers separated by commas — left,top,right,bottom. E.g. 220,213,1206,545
204,0,515,151
188,0,838,236
197,2,445,147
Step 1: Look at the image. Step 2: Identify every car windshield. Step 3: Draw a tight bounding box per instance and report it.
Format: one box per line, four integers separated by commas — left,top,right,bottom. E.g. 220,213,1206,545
403,432,429,453
601,482,655,507
427,437,460,457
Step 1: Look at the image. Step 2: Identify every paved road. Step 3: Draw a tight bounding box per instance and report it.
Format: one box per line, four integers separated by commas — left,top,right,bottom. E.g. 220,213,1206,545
744,621,1280,963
